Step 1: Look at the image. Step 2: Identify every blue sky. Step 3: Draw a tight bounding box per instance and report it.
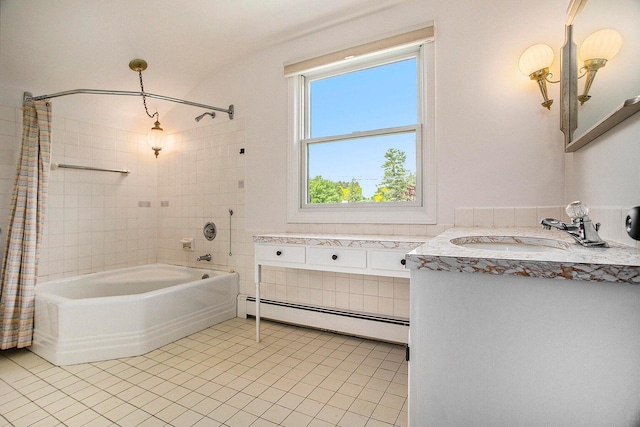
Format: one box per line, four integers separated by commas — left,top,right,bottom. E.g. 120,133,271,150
307,58,417,197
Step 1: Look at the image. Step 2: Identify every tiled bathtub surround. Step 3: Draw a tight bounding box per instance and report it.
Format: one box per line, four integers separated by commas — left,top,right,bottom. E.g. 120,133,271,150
156,119,250,290
406,227,640,284
0,106,253,286
2,110,250,285
36,117,158,281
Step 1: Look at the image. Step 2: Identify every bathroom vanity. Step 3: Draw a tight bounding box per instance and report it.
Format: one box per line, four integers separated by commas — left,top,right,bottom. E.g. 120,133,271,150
251,234,428,342
405,227,640,426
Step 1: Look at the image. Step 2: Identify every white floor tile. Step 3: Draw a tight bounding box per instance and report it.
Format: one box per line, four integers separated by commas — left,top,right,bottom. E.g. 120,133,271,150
0,318,408,427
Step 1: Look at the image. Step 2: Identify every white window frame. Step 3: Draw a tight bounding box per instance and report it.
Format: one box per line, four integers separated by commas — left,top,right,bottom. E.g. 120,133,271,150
287,38,435,224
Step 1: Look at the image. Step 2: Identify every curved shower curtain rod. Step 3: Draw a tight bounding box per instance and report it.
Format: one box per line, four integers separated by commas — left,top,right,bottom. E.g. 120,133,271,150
23,90,234,120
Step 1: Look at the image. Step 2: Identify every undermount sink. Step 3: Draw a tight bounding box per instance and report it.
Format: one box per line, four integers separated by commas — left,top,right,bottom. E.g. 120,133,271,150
450,236,571,253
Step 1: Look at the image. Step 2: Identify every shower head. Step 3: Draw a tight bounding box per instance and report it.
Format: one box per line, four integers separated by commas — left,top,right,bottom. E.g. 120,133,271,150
195,111,216,122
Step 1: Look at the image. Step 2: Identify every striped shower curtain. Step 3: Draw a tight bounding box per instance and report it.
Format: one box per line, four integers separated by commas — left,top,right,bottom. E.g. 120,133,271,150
0,100,51,349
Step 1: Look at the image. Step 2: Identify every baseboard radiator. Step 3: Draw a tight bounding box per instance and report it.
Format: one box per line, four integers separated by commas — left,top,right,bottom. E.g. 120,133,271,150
237,294,408,344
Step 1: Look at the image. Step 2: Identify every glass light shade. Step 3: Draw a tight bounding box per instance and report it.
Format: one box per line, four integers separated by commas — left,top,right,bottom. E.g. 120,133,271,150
518,44,554,76
579,29,622,61
147,120,165,157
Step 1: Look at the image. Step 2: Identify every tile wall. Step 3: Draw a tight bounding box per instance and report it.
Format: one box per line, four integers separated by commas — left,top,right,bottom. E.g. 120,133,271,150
156,119,252,293
257,224,452,320
0,107,19,254
0,106,252,288
37,115,158,281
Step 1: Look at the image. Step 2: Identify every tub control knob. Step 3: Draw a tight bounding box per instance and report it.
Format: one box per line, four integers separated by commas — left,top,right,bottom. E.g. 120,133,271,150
276,250,282,256
332,254,338,260
401,259,406,266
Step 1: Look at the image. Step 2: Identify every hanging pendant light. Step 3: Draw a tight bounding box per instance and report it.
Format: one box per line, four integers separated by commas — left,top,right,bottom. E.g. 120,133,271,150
129,59,166,158
147,120,165,158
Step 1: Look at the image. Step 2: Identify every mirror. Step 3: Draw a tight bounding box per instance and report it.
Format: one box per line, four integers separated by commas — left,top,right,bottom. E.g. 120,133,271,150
563,0,640,151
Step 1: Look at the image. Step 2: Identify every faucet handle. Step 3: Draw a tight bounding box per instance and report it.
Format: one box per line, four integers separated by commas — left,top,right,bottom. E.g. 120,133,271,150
566,201,589,220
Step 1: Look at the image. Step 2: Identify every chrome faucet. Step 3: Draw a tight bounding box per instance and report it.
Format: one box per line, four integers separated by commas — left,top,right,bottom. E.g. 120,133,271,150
197,253,211,262
540,201,608,247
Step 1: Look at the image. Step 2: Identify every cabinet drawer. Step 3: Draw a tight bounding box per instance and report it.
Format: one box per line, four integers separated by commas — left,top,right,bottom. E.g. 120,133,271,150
307,247,367,269
256,244,306,264
369,250,408,272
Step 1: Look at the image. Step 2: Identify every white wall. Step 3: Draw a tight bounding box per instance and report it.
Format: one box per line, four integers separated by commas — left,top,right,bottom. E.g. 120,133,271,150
171,0,569,232
161,0,572,311
0,0,578,248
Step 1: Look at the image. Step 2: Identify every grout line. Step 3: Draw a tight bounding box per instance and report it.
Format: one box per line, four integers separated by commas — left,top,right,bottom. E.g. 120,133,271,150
0,318,408,427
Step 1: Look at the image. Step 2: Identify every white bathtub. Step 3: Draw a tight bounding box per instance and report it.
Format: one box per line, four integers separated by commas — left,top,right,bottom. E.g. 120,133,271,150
30,264,238,365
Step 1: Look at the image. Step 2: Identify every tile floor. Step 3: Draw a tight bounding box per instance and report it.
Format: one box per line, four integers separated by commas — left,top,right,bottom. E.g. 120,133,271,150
0,318,408,427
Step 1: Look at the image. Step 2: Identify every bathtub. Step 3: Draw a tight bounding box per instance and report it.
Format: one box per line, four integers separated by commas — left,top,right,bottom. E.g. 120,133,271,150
30,264,238,366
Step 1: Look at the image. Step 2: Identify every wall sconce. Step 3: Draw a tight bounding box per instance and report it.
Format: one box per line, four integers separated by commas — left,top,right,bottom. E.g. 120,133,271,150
577,28,623,105
520,28,622,110
129,59,167,158
519,44,556,109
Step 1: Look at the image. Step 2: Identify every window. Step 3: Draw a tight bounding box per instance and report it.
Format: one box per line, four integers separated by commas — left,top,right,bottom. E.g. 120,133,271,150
287,28,435,224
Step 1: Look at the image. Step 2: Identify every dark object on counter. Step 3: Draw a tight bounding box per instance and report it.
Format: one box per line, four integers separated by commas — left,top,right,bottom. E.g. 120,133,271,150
625,206,640,241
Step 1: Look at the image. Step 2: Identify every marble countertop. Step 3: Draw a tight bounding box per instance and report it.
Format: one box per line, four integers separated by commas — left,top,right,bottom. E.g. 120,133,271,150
406,227,640,284
253,233,430,251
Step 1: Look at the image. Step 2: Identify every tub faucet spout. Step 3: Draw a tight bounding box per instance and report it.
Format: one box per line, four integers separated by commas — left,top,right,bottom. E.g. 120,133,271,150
197,253,211,262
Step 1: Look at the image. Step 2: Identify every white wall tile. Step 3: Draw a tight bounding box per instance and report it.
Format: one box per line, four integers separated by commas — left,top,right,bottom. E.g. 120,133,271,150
454,208,473,227
536,206,562,224
349,294,364,312
34,114,157,281
514,207,538,227
493,208,515,227
363,295,378,313
473,208,493,227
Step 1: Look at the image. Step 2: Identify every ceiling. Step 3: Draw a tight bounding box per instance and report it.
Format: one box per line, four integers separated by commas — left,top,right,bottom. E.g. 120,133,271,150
0,0,409,133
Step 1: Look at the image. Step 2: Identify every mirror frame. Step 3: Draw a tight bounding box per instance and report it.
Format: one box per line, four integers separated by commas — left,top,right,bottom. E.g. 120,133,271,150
560,25,578,150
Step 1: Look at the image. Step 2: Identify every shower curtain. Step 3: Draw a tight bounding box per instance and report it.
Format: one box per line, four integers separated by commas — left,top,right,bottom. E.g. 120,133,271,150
0,99,51,349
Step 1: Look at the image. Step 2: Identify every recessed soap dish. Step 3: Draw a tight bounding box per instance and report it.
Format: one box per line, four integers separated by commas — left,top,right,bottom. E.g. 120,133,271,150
204,222,217,241
180,238,193,251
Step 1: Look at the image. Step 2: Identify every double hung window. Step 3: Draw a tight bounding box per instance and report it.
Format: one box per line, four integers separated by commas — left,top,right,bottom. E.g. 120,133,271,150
287,27,435,223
